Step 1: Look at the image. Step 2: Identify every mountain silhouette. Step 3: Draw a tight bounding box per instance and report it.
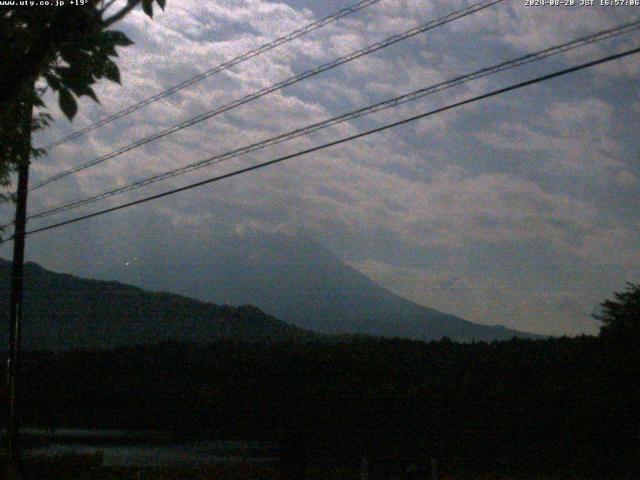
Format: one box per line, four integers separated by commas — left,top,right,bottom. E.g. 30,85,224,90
93,232,540,342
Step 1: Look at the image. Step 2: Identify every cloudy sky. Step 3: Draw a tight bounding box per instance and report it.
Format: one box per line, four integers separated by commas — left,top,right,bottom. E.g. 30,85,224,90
2,0,639,336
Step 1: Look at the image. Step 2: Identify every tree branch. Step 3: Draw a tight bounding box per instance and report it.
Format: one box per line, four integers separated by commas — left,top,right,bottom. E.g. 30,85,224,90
103,0,140,27
100,0,119,16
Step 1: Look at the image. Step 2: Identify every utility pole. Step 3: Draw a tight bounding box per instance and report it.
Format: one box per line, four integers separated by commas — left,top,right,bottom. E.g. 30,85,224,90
6,95,34,480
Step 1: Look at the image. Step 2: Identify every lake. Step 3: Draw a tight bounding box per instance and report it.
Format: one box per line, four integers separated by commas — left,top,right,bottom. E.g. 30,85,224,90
13,428,278,468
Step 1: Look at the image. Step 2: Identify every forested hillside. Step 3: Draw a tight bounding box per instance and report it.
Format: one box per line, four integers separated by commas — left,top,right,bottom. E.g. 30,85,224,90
6,333,638,478
0,259,314,350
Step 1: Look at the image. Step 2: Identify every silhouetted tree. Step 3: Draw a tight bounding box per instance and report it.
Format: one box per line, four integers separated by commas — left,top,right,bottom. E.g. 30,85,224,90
1,1,167,112
594,283,640,472
595,282,640,344
0,0,167,211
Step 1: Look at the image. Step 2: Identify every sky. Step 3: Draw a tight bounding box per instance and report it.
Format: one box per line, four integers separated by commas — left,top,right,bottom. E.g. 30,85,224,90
2,0,639,336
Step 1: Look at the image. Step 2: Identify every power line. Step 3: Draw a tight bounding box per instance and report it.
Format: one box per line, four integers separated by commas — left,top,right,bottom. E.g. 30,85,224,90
38,0,386,151
33,0,502,188
18,45,640,240
23,19,640,223
31,0,504,191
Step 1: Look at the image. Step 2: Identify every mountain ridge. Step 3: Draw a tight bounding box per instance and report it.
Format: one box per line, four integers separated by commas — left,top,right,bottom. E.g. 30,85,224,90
47,232,541,342
0,257,316,350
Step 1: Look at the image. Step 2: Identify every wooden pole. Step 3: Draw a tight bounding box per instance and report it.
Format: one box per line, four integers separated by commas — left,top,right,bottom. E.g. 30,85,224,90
6,95,33,480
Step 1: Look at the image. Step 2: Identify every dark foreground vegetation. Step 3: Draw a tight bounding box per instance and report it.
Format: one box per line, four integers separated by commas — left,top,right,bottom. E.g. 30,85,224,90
0,284,638,479
0,333,636,479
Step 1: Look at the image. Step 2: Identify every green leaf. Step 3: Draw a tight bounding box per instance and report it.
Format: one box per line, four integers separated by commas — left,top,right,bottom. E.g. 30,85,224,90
43,71,62,91
103,42,119,58
59,89,78,120
156,0,166,10
103,30,134,47
103,61,121,84
33,96,45,108
56,66,95,99
59,45,92,69
142,0,153,18
84,86,99,103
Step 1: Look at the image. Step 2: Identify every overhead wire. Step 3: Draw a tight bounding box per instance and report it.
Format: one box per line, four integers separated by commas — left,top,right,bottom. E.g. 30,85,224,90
39,0,386,151
23,19,640,223
30,0,505,190
13,45,639,241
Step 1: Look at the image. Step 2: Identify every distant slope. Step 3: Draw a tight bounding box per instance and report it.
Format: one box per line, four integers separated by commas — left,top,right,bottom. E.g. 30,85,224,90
0,258,313,350
95,232,540,342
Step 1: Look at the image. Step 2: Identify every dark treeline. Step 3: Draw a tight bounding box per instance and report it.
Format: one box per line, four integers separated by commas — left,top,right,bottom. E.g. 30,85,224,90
1,332,638,478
